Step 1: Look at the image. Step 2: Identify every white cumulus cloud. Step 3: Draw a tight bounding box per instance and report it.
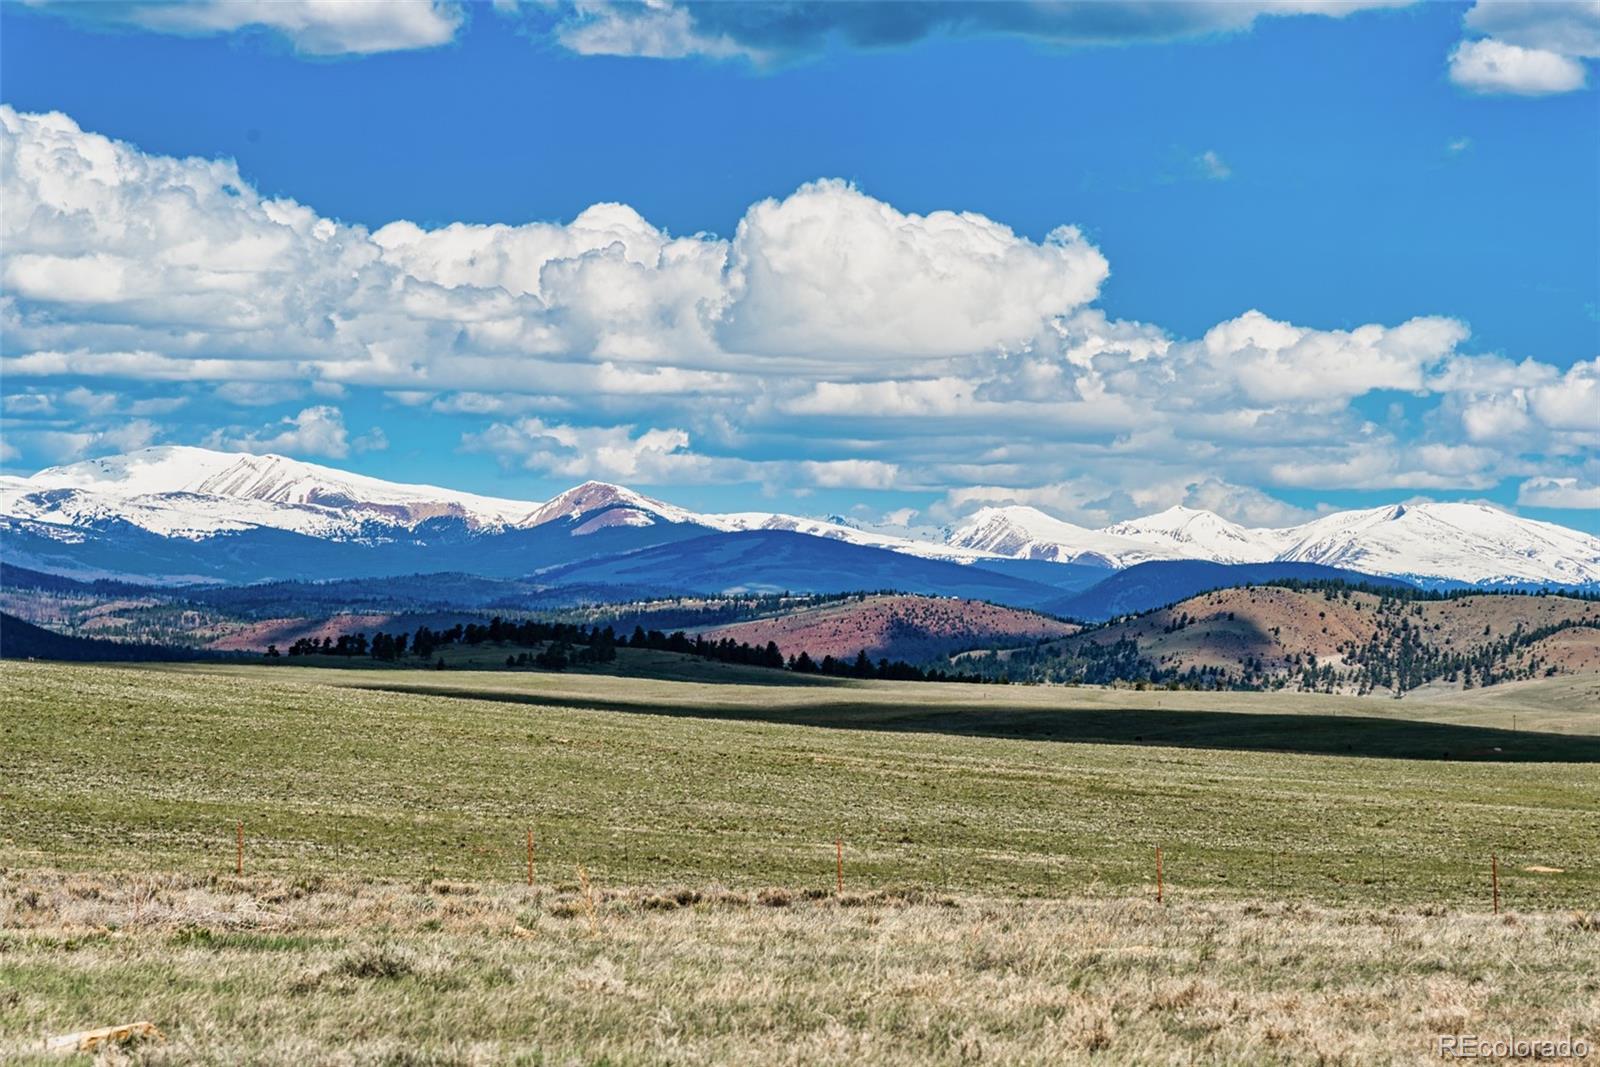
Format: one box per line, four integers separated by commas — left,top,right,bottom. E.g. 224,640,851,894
461,417,719,482
719,180,1107,362
1180,478,1316,527
2,109,1115,390
799,459,902,490
1197,311,1469,405
1,105,1591,519
26,0,464,55
27,418,162,464
554,0,753,60
1449,37,1588,94
1527,358,1600,432
1518,476,1600,508
206,405,355,459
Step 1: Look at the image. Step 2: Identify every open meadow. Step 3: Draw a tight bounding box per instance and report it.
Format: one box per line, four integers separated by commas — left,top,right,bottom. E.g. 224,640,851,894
3,658,1598,1063
5,869,1599,1066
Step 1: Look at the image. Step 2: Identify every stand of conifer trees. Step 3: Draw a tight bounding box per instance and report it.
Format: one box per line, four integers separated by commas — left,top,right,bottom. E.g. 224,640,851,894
284,616,998,684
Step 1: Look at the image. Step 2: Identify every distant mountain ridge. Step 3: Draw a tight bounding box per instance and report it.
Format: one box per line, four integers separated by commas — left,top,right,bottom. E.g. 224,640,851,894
3,446,1598,589
0,447,537,538
944,501,1600,586
532,529,1073,608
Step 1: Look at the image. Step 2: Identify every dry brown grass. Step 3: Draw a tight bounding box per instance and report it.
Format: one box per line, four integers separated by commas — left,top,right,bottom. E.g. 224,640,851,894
3,868,1597,1065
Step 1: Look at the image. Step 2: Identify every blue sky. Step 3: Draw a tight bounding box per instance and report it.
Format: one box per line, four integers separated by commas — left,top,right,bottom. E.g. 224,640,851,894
2,0,1597,531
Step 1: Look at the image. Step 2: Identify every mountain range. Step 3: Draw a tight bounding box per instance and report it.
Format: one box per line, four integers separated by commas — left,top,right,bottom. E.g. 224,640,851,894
2,446,1598,594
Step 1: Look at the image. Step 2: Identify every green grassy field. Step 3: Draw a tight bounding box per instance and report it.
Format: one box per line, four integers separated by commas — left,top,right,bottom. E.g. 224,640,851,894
4,659,1598,1064
5,659,1597,907
272,646,1600,748
285,649,1600,760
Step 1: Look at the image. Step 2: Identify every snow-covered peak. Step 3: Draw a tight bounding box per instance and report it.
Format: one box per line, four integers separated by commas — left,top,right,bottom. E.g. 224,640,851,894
945,497,1600,585
948,506,1181,567
522,480,706,531
1103,505,1282,563
1277,501,1600,585
709,510,999,563
29,446,258,496
962,505,1097,540
26,446,537,522
4,446,540,538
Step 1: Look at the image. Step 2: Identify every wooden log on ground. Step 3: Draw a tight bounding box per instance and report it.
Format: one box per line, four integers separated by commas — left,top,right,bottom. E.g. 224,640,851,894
44,1020,165,1054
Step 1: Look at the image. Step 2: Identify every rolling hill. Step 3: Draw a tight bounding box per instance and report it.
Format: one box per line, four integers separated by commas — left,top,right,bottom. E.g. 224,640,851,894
0,611,210,662
970,586,1600,695
700,594,1078,663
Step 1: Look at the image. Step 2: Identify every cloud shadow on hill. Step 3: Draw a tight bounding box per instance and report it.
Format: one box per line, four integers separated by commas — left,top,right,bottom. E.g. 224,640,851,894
351,680,1600,763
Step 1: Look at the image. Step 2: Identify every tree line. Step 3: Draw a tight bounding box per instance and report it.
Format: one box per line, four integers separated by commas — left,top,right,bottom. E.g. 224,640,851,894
277,616,996,684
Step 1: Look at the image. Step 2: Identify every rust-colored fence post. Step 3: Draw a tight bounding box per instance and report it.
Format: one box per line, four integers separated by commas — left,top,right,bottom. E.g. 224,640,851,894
1156,846,1163,904
836,836,844,894
235,821,243,876
1491,853,1500,915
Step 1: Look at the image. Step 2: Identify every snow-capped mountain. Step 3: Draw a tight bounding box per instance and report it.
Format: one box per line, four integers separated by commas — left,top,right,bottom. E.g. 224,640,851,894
1274,502,1600,587
2,447,1597,588
0,447,538,540
947,506,1186,568
1,448,916,547
1103,506,1285,564
945,500,1600,586
707,511,993,563
523,481,707,533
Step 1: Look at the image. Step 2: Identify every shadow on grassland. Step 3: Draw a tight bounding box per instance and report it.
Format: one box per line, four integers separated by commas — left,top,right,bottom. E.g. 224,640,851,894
351,682,1600,763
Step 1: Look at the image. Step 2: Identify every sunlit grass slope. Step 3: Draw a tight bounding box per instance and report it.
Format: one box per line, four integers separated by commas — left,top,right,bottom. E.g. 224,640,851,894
4,661,1595,909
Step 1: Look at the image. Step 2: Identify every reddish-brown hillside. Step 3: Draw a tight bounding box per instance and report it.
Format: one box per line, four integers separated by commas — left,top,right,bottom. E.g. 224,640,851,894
1046,587,1600,692
1524,625,1600,674
701,594,1077,663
